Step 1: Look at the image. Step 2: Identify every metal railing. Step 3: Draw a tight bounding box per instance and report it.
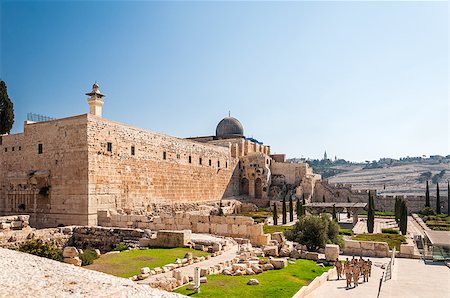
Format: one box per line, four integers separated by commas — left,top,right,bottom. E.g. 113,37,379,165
377,247,396,298
27,112,55,122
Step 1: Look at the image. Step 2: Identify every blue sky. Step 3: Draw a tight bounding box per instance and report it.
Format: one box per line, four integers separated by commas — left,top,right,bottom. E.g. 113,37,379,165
0,0,448,161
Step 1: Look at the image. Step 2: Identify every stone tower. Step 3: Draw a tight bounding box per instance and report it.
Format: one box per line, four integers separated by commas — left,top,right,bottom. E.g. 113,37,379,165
86,83,105,117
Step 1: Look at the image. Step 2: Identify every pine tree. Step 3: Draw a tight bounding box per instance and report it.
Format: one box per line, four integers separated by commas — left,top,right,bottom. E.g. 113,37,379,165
273,203,278,225
0,80,14,134
282,197,287,225
289,196,294,222
436,183,441,214
332,204,337,221
399,200,408,235
367,191,375,233
425,181,430,207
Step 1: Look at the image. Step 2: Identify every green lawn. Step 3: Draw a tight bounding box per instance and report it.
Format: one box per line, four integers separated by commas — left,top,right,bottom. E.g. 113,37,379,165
358,211,395,217
174,259,331,298
86,248,209,278
237,209,273,223
352,233,406,250
420,214,450,231
263,225,294,234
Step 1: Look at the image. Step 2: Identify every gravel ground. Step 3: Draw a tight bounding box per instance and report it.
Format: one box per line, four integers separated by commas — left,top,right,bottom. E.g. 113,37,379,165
0,248,183,298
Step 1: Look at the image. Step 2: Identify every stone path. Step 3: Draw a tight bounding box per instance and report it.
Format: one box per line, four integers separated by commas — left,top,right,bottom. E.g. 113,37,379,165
0,248,181,298
353,217,398,234
307,256,390,298
138,233,239,284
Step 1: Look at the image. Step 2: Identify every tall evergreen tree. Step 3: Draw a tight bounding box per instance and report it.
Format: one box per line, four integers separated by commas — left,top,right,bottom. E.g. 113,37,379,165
367,191,375,233
282,197,287,225
399,200,408,236
394,196,401,223
289,196,294,222
436,183,441,214
273,203,278,226
302,193,305,205
347,197,351,218
332,204,337,221
425,181,430,207
0,80,14,134
296,196,301,219
322,195,326,203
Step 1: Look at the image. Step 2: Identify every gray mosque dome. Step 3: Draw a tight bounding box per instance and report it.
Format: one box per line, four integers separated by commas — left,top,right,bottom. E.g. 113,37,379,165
216,117,244,137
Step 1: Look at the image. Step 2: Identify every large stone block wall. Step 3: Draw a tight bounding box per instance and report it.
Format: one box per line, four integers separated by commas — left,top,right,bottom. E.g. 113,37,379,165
86,116,239,219
0,116,89,227
98,211,269,246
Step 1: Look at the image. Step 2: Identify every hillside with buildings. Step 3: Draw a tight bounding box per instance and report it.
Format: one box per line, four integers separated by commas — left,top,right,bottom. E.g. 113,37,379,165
320,156,450,196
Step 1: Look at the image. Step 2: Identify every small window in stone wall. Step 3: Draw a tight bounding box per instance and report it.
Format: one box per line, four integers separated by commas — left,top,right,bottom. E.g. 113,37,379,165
19,146,21,151
131,146,135,156
209,159,212,166
189,156,192,163
163,151,167,160
107,142,112,152
12,147,14,151
4,148,7,152
199,157,202,165
38,144,43,154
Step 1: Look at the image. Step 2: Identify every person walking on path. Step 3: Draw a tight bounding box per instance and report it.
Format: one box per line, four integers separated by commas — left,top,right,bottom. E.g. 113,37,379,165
335,259,343,280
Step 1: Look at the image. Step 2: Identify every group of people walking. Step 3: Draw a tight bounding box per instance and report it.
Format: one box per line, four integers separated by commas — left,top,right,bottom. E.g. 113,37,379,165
335,256,372,289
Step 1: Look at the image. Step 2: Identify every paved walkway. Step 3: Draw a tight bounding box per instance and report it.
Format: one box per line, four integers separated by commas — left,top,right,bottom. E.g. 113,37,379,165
138,234,239,284
308,256,389,298
353,218,398,234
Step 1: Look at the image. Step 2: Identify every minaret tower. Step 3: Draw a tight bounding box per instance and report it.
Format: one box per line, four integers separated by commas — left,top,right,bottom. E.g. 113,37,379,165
86,83,105,117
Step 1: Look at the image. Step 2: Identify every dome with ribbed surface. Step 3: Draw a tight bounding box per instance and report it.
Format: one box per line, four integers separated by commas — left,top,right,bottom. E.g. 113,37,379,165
216,117,244,137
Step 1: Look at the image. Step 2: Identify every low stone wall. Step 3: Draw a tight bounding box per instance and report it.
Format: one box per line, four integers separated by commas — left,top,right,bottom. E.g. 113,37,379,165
0,215,30,230
70,226,145,252
342,239,390,257
98,211,270,246
293,268,335,298
139,230,191,248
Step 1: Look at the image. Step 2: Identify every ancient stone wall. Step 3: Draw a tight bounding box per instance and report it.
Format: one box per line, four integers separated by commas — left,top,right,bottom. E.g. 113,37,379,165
0,116,89,227
86,115,239,221
98,211,270,246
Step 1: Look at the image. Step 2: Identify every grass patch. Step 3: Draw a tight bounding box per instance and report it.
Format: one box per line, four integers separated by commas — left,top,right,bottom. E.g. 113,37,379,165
174,259,331,298
86,248,209,278
339,229,354,236
352,233,405,250
263,225,294,234
381,228,399,235
238,209,273,223
420,214,450,231
358,211,395,217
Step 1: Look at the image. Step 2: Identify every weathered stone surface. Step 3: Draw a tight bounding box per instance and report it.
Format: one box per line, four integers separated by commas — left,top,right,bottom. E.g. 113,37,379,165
279,247,291,257
245,268,255,275
289,249,301,259
247,278,260,285
250,264,263,274
63,247,79,258
269,258,288,270
306,252,319,261
262,263,274,271
63,257,82,266
263,245,278,257
141,267,151,274
325,244,339,261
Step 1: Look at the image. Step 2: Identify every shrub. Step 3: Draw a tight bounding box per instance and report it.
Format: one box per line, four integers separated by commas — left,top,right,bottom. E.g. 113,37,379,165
339,229,354,236
421,207,436,216
79,248,99,266
382,228,399,234
285,214,341,252
18,240,63,261
113,243,128,252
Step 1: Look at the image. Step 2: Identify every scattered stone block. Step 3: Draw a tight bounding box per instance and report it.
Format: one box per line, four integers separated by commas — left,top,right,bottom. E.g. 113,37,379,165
247,279,260,285
63,257,82,266
325,244,340,261
269,258,288,270
63,247,79,258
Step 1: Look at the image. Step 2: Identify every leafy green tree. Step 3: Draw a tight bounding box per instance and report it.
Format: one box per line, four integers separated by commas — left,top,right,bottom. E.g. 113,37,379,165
436,183,441,214
367,191,375,233
425,181,430,207
289,196,294,222
273,203,278,225
332,204,337,221
286,214,341,252
0,80,14,134
282,197,287,224
399,200,408,235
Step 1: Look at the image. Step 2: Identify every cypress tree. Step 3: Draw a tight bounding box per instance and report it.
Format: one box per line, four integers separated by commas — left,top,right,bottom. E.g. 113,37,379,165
367,191,375,233
425,181,430,207
347,197,351,218
289,196,294,222
394,196,401,223
399,200,408,235
282,197,287,224
436,183,441,214
273,203,278,225
332,204,337,221
322,195,326,203
302,193,305,205
0,80,14,134
296,196,301,219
